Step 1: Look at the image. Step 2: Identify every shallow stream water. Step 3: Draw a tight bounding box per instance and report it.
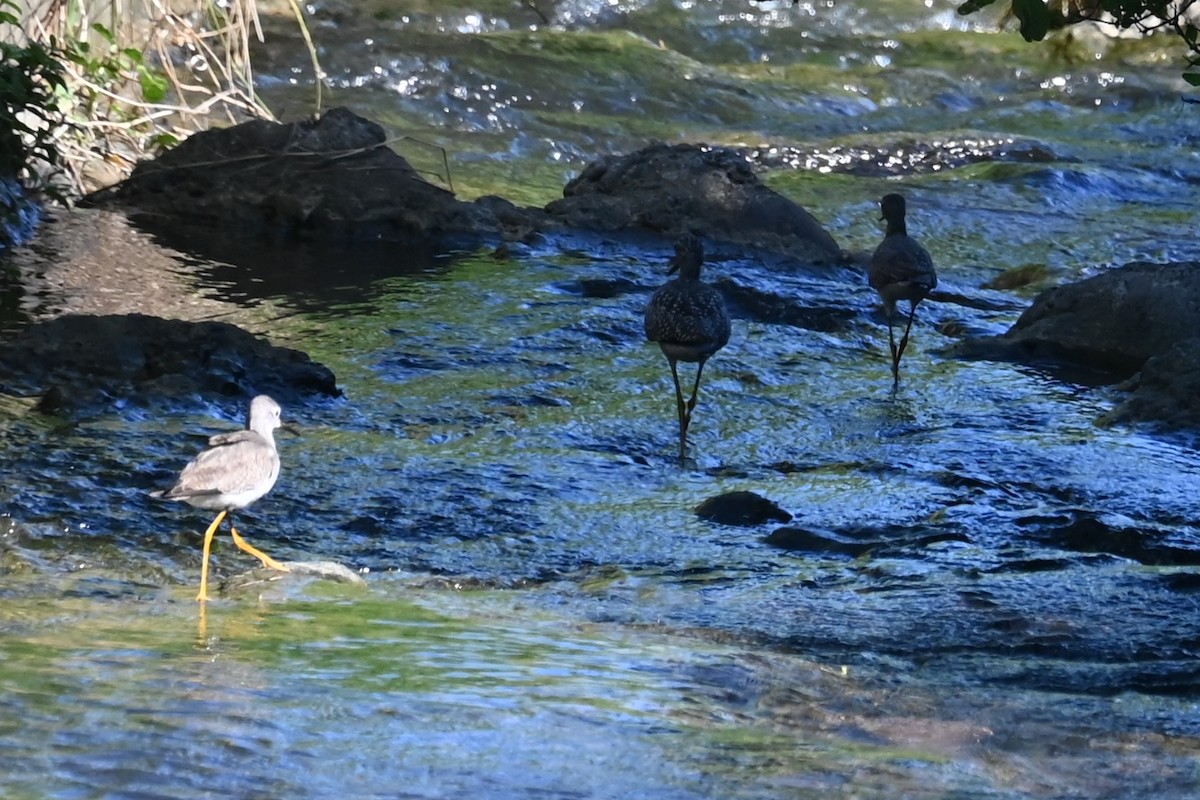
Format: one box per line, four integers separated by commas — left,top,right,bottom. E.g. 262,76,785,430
4,1,1200,797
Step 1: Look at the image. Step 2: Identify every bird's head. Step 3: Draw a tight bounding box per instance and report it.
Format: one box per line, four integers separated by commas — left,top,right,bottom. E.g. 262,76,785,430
668,233,704,278
879,193,907,223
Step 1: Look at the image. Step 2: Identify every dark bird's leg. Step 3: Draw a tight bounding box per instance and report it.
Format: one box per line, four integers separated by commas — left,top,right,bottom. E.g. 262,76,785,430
894,301,920,379
686,358,708,419
885,306,900,384
677,360,711,466
668,359,688,464
229,518,290,573
196,509,228,602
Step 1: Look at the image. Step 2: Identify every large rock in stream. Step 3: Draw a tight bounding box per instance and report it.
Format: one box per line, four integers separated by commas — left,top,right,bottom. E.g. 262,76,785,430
545,142,844,264
0,314,340,419
85,107,843,262
954,261,1200,427
85,106,531,242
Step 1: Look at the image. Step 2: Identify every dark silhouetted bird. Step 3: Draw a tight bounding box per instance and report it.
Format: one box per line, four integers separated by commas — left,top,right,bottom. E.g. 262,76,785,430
868,193,937,385
644,235,731,465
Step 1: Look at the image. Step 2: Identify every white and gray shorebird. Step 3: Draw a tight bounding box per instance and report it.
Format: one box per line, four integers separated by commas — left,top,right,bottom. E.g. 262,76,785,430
643,234,731,465
150,394,290,601
868,193,938,386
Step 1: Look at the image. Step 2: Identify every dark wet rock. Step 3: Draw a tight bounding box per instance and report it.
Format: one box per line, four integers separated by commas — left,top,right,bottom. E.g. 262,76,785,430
570,277,641,299
953,261,1200,426
953,261,1200,380
1157,572,1200,593
1022,510,1200,567
695,491,792,527
544,143,843,264
765,524,969,556
715,277,858,333
0,313,340,419
1100,339,1200,428
85,107,540,243
982,557,1079,574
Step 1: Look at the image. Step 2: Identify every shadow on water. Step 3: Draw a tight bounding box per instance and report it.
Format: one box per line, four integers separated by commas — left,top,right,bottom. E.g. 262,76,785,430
136,218,469,316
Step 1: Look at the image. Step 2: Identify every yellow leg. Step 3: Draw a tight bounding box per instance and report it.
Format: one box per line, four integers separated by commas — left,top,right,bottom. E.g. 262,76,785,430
197,601,208,642
196,510,227,602
229,522,291,573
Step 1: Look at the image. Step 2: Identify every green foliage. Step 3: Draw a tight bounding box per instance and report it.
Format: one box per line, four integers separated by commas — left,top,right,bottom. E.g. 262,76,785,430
57,23,171,117
0,0,70,203
957,0,1200,83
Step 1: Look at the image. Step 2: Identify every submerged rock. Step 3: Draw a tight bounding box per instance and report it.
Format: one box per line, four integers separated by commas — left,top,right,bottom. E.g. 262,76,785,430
222,560,368,598
695,491,792,527
0,313,340,419
763,525,876,556
764,523,969,555
545,142,844,264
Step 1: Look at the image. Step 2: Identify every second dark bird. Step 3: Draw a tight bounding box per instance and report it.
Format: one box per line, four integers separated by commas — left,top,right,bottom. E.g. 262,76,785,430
868,193,937,386
644,234,731,465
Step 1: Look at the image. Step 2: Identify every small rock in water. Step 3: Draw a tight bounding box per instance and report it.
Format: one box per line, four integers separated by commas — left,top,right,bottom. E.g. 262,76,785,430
763,526,874,556
221,559,367,598
695,491,792,527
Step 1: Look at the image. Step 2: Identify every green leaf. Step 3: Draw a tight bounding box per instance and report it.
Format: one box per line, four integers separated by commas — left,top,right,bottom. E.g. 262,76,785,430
1012,0,1051,41
956,0,997,13
1184,72,1200,86
147,132,180,153
138,65,169,104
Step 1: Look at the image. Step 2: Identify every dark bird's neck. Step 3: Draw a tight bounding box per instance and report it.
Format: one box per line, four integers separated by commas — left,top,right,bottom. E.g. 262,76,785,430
885,217,908,237
669,235,706,280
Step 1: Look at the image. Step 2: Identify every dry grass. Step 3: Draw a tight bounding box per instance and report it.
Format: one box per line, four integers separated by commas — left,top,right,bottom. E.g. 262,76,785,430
8,0,321,195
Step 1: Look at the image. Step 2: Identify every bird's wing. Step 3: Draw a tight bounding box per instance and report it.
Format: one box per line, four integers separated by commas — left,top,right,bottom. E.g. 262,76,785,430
870,238,937,288
645,284,731,346
169,435,276,497
207,429,257,447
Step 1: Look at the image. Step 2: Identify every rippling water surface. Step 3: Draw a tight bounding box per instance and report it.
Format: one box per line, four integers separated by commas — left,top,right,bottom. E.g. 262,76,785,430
4,1,1200,797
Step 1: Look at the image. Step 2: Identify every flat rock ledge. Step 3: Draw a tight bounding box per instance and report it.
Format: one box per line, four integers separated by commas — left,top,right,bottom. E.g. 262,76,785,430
0,313,340,420
952,261,1200,428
